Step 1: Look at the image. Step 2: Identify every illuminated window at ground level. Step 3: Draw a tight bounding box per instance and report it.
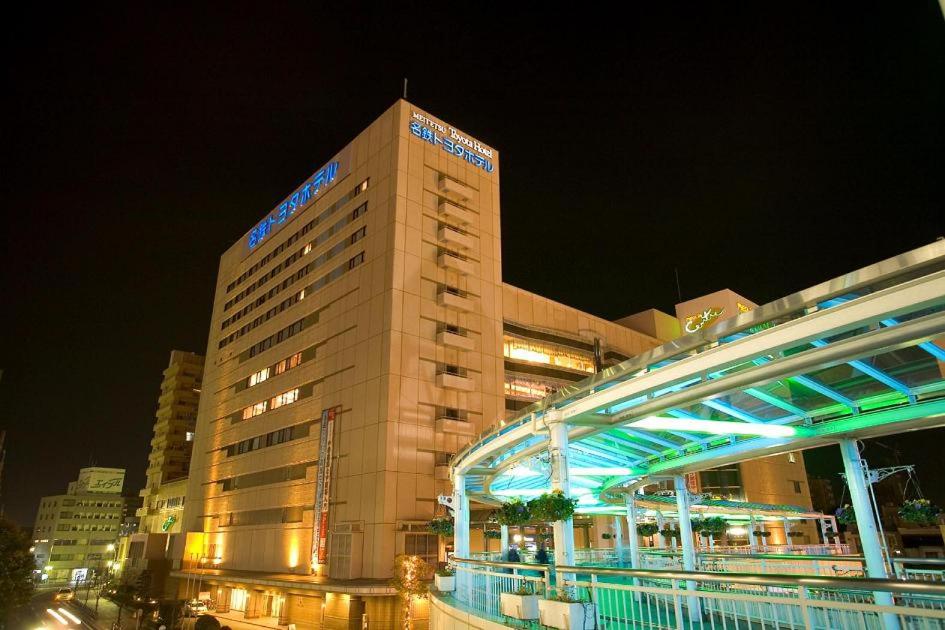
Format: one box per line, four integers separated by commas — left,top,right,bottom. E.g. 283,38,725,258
503,335,595,373
504,375,570,400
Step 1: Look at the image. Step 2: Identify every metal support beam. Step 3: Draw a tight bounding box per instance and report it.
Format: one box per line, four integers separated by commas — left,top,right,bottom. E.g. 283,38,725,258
453,473,470,599
613,516,625,565
500,525,509,561
674,475,701,620
625,494,641,570
548,417,575,590
839,439,899,629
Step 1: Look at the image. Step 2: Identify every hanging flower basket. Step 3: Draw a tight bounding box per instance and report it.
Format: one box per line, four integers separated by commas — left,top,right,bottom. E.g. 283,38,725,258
528,490,578,523
601,533,613,540
483,529,502,540
835,504,856,525
691,517,727,536
754,530,772,538
659,528,680,539
898,499,942,527
636,523,659,537
497,499,532,526
787,531,803,538
428,516,454,537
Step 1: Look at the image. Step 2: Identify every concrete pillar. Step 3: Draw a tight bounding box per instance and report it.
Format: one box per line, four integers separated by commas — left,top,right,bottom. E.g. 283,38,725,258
674,475,701,621
839,439,899,627
500,524,509,561
453,473,469,559
245,590,262,619
613,516,625,564
548,419,575,569
625,494,641,570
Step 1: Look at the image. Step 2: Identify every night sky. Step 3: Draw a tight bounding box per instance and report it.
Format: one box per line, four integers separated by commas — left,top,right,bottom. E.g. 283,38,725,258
3,4,944,526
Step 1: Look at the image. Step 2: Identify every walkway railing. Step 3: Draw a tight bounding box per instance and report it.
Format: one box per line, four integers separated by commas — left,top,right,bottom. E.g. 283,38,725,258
447,558,945,630
562,564,945,630
894,557,945,582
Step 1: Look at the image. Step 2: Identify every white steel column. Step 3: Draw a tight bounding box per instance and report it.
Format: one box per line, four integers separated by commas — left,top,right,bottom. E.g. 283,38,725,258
613,516,625,564
782,517,791,547
655,511,666,548
625,494,641,570
453,473,470,559
500,524,509,561
839,439,899,626
674,475,702,621
748,515,757,550
548,417,576,574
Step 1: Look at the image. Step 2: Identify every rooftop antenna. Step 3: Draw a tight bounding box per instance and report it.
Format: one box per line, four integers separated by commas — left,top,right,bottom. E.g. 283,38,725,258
403,78,408,100
674,267,683,303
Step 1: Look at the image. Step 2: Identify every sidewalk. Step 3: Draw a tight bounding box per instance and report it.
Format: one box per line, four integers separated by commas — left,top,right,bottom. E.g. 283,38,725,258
70,588,145,630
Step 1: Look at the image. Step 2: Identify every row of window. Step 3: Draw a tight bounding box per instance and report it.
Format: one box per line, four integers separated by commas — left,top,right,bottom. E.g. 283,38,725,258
219,505,305,527
224,200,369,313
226,179,369,294
241,387,301,420
218,462,312,492
503,335,597,374
224,420,314,457
221,222,367,330
246,351,303,389
218,250,365,350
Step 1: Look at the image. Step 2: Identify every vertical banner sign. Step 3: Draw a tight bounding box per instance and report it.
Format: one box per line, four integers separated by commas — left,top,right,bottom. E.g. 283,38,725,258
686,472,700,494
312,408,336,568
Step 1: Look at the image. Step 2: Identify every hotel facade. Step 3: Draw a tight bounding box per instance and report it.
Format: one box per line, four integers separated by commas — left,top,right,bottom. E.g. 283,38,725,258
175,100,814,628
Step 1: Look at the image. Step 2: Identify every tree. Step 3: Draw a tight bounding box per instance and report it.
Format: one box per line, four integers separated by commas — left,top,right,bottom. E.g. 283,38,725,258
390,555,430,630
0,519,35,621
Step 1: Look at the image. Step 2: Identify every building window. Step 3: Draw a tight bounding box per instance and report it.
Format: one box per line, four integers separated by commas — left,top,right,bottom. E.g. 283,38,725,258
271,388,299,410
788,452,797,463
792,480,802,494
185,431,195,442
503,335,596,373
249,367,270,387
242,401,268,420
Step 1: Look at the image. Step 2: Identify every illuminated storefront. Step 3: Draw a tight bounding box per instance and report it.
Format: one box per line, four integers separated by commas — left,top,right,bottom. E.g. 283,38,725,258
503,334,596,373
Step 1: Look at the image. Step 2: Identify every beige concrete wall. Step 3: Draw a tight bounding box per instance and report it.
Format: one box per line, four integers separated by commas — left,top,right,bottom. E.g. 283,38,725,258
502,284,661,358
740,452,818,543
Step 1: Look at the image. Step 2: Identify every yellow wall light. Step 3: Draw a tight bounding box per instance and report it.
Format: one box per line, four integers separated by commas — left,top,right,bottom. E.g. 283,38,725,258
629,416,796,438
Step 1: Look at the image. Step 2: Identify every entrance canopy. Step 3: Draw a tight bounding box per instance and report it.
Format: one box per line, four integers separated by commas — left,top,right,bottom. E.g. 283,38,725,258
454,242,945,511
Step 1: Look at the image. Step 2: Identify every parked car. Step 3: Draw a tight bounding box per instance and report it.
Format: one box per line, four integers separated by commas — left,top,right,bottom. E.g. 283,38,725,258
54,587,75,601
184,600,208,617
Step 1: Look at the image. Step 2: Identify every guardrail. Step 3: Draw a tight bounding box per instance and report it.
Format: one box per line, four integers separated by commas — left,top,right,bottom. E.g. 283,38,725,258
893,557,945,582
445,558,945,630
561,565,945,630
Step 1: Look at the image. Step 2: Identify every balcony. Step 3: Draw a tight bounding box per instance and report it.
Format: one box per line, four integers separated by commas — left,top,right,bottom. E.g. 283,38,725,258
437,330,474,351
439,201,475,225
437,290,475,313
435,417,476,436
438,177,474,201
438,225,476,251
438,252,475,276
436,372,474,392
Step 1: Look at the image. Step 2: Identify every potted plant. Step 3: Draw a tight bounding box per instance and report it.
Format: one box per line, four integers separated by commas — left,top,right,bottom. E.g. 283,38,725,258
538,589,595,630
898,499,942,526
500,583,539,621
428,516,454,537
498,499,532,526
528,490,578,523
835,504,856,525
434,567,455,592
636,523,659,537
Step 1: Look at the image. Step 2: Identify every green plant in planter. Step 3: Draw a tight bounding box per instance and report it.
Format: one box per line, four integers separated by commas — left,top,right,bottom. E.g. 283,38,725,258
513,583,534,596
898,499,942,526
483,529,502,540
691,517,727,536
636,523,659,537
435,567,455,577
528,490,578,523
835,504,856,525
548,589,582,603
497,499,532,526
428,516,454,537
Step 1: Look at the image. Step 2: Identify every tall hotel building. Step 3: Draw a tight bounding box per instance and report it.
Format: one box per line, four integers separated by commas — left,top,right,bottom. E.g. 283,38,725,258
178,100,812,628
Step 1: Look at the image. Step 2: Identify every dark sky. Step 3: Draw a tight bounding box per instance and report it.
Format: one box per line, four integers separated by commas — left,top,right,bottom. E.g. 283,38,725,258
2,4,944,525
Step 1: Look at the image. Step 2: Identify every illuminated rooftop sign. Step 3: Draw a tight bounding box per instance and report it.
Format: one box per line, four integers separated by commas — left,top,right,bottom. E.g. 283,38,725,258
248,161,340,250
684,306,725,333
409,111,495,173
